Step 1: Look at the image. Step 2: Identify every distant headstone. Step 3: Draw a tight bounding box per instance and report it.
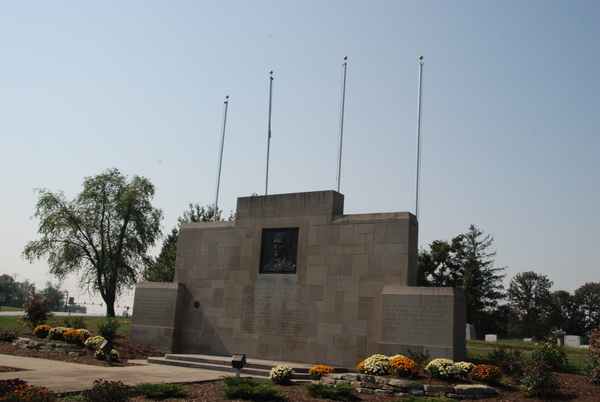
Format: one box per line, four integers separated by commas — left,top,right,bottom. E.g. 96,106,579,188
565,335,581,348
485,334,497,342
466,324,476,340
523,338,533,342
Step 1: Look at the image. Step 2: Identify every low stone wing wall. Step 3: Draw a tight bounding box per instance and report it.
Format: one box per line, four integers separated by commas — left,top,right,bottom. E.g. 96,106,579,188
322,373,498,399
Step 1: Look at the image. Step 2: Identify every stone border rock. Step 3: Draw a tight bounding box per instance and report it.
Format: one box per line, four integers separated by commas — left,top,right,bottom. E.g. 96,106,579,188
322,373,498,399
14,337,86,356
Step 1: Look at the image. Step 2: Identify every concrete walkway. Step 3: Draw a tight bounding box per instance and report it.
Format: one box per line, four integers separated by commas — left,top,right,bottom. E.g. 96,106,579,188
0,354,223,393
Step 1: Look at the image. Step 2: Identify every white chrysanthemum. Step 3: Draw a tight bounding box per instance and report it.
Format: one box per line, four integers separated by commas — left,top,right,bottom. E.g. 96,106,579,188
425,358,461,379
363,354,391,375
269,365,294,384
455,361,475,376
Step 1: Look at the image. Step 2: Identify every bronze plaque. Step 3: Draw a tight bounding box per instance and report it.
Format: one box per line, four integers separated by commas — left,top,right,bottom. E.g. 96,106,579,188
260,228,298,274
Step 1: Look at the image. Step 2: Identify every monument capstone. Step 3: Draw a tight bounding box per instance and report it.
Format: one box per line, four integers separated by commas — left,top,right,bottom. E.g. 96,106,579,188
130,190,466,366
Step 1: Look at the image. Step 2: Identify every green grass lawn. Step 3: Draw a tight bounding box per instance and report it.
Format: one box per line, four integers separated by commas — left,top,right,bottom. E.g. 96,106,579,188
0,306,23,312
467,339,592,374
0,314,131,335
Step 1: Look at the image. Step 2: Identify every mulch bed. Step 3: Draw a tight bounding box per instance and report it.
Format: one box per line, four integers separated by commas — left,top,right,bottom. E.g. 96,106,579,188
0,331,163,367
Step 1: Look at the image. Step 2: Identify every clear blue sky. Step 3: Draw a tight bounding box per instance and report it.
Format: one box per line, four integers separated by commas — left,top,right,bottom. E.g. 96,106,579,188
1,1,598,310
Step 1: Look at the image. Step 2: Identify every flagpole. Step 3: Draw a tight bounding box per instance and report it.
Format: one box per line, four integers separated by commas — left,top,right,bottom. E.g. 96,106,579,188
336,57,348,193
415,56,424,220
214,95,229,222
265,71,274,195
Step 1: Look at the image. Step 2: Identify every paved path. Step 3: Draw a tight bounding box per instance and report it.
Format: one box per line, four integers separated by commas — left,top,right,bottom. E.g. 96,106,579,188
0,355,222,393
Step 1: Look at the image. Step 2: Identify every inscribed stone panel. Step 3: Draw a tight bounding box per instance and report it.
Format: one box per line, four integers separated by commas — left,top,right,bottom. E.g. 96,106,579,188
133,286,179,327
242,283,308,337
381,290,456,347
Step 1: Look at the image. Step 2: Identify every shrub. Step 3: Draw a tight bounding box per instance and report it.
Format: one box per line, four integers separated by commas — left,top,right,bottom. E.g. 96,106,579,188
468,364,503,384
63,316,87,330
131,382,189,398
388,356,419,378
308,364,335,380
488,348,524,378
304,382,357,401
82,379,130,402
47,327,69,341
20,293,54,330
0,378,56,401
96,317,120,342
94,348,119,361
221,376,285,401
0,329,18,342
269,365,294,384
454,361,475,378
424,358,460,379
33,325,52,339
406,348,430,369
519,359,559,398
361,354,391,375
0,378,56,402
531,337,568,371
85,336,106,350
587,326,600,384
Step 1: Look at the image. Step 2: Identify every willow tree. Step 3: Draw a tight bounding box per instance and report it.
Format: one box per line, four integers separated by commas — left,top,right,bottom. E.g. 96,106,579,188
23,168,163,316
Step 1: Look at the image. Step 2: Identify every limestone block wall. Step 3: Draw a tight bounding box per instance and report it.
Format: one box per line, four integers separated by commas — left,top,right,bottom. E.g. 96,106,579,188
172,191,418,367
129,282,184,353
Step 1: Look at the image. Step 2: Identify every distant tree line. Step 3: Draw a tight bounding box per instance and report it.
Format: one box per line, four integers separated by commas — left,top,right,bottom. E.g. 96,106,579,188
0,275,65,311
418,225,600,339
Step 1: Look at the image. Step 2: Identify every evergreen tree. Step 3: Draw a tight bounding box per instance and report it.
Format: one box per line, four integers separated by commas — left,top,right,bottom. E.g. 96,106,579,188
418,225,505,331
458,225,506,326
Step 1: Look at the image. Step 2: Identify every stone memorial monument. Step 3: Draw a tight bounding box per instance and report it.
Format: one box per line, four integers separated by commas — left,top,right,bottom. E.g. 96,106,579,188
130,190,466,367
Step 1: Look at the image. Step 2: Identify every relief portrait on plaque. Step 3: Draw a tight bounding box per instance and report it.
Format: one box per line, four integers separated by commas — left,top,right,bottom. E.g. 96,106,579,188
260,228,298,274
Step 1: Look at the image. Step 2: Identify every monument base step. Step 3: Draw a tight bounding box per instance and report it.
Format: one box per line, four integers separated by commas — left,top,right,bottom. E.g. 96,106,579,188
147,354,346,381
